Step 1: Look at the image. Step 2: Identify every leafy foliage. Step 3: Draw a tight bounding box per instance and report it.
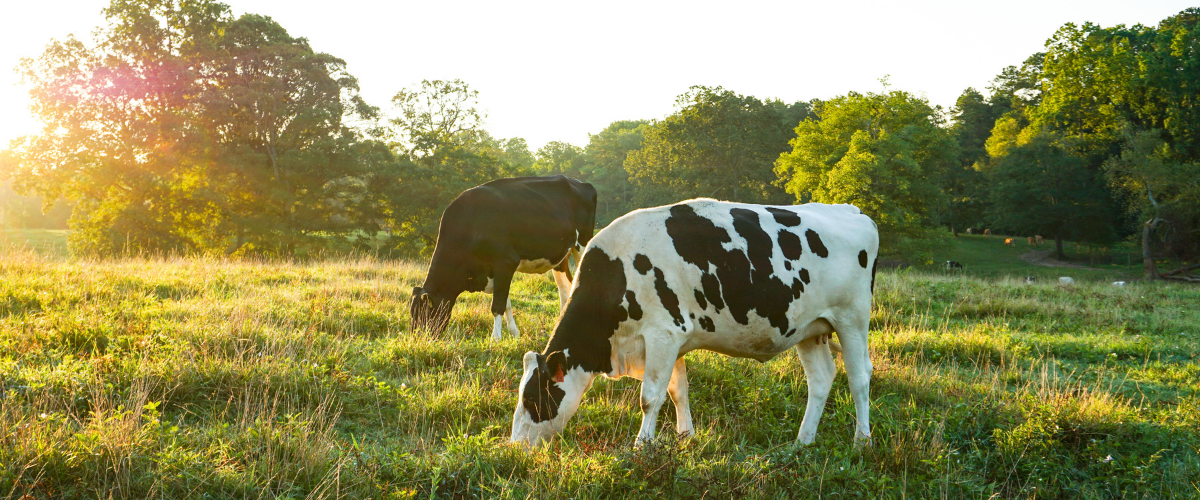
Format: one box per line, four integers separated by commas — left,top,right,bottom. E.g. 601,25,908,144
776,88,959,257
627,86,807,206
0,0,388,257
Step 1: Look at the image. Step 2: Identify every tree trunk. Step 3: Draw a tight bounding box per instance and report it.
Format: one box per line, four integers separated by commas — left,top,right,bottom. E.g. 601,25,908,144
1055,235,1065,261
1142,218,1161,280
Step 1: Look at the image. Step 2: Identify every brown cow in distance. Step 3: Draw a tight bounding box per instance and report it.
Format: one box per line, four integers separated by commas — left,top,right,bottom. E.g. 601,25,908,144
983,229,992,236
1027,237,1036,246
1035,235,1045,245
966,228,974,235
1004,238,1015,247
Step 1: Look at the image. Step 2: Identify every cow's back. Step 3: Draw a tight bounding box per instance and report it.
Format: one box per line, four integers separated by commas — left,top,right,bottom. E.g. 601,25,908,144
563,199,878,369
429,176,596,270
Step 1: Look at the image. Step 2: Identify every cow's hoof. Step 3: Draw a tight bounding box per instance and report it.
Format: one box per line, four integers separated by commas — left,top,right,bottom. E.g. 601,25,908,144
853,434,872,449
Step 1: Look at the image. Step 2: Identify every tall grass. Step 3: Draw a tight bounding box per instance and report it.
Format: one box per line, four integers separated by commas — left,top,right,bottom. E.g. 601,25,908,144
0,249,1196,498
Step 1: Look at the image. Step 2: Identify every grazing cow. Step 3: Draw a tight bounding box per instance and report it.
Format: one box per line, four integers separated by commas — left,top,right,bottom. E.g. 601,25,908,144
983,229,992,236
965,228,974,235
946,260,963,270
1027,237,1035,246
1025,276,1036,284
511,199,879,448
1035,235,1045,245
410,176,597,340
1004,238,1015,247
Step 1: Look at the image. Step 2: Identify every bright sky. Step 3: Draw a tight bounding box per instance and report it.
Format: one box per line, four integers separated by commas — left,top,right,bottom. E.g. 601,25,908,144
1,0,1196,152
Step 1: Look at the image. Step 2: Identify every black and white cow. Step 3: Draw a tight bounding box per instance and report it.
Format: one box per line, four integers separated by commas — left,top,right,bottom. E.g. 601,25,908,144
410,176,596,340
511,199,878,447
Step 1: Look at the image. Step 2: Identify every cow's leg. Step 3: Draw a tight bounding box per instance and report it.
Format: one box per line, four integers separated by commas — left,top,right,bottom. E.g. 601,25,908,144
636,341,679,446
551,257,572,312
504,297,519,337
569,246,582,274
795,334,836,445
666,357,694,438
834,313,873,446
489,262,518,342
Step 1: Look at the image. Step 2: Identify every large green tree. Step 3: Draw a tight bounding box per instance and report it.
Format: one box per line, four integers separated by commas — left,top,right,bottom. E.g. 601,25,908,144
775,89,959,256
580,120,647,224
533,141,586,178
1104,129,1200,279
625,86,805,205
0,0,384,256
986,128,1118,259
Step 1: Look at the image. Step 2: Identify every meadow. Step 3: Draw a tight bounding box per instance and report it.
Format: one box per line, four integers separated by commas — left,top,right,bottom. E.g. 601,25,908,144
0,235,1197,499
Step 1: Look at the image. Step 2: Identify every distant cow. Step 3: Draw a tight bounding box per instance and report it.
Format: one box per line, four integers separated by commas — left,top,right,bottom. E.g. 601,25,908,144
410,176,597,340
1027,237,1035,246
946,260,963,270
1004,238,1015,247
983,229,992,236
1035,235,1045,245
511,199,879,448
965,228,974,235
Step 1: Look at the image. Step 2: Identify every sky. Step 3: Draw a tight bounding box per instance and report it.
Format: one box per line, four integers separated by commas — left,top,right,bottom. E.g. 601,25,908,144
1,0,1196,152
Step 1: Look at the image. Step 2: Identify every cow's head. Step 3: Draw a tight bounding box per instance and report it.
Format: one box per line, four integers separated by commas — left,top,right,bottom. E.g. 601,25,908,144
511,350,590,447
409,286,454,334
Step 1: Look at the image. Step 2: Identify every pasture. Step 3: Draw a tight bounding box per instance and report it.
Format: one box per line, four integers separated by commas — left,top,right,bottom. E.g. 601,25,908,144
0,247,1197,499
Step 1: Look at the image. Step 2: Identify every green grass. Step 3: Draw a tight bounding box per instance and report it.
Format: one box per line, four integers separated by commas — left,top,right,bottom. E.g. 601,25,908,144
0,248,1196,499
0,229,69,258
921,234,1145,282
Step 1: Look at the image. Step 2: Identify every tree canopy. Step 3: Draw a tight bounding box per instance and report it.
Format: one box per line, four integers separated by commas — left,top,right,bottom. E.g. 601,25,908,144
626,86,808,206
1,0,388,256
775,88,959,256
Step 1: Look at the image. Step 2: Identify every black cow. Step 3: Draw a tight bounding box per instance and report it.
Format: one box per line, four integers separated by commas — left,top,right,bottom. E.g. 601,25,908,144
410,176,597,340
945,260,964,270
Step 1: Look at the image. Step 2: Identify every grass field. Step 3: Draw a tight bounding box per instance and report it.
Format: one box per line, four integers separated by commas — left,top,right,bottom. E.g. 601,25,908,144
0,243,1197,498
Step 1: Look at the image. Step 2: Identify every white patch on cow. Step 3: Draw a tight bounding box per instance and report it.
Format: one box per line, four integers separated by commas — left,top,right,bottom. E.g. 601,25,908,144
504,298,519,337
491,315,504,342
484,277,494,294
552,268,572,311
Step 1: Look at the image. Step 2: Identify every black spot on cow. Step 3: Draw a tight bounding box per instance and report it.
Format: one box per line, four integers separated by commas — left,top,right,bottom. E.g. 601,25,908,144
698,315,715,332
665,204,794,336
778,230,803,260
653,268,685,326
541,247,629,376
625,290,642,321
633,254,653,275
784,261,792,271
766,207,802,227
790,278,804,299
785,328,797,337
701,274,723,311
694,290,708,310
521,370,565,422
522,351,567,423
805,229,829,258
799,268,811,284
858,250,868,268
689,312,695,319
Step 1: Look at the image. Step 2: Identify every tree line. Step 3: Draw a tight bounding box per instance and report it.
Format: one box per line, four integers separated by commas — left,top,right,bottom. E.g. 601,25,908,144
1,0,1196,279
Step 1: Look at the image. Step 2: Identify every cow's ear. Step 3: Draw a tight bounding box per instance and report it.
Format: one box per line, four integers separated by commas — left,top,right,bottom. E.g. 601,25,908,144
522,351,539,372
546,351,567,383
536,353,549,376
